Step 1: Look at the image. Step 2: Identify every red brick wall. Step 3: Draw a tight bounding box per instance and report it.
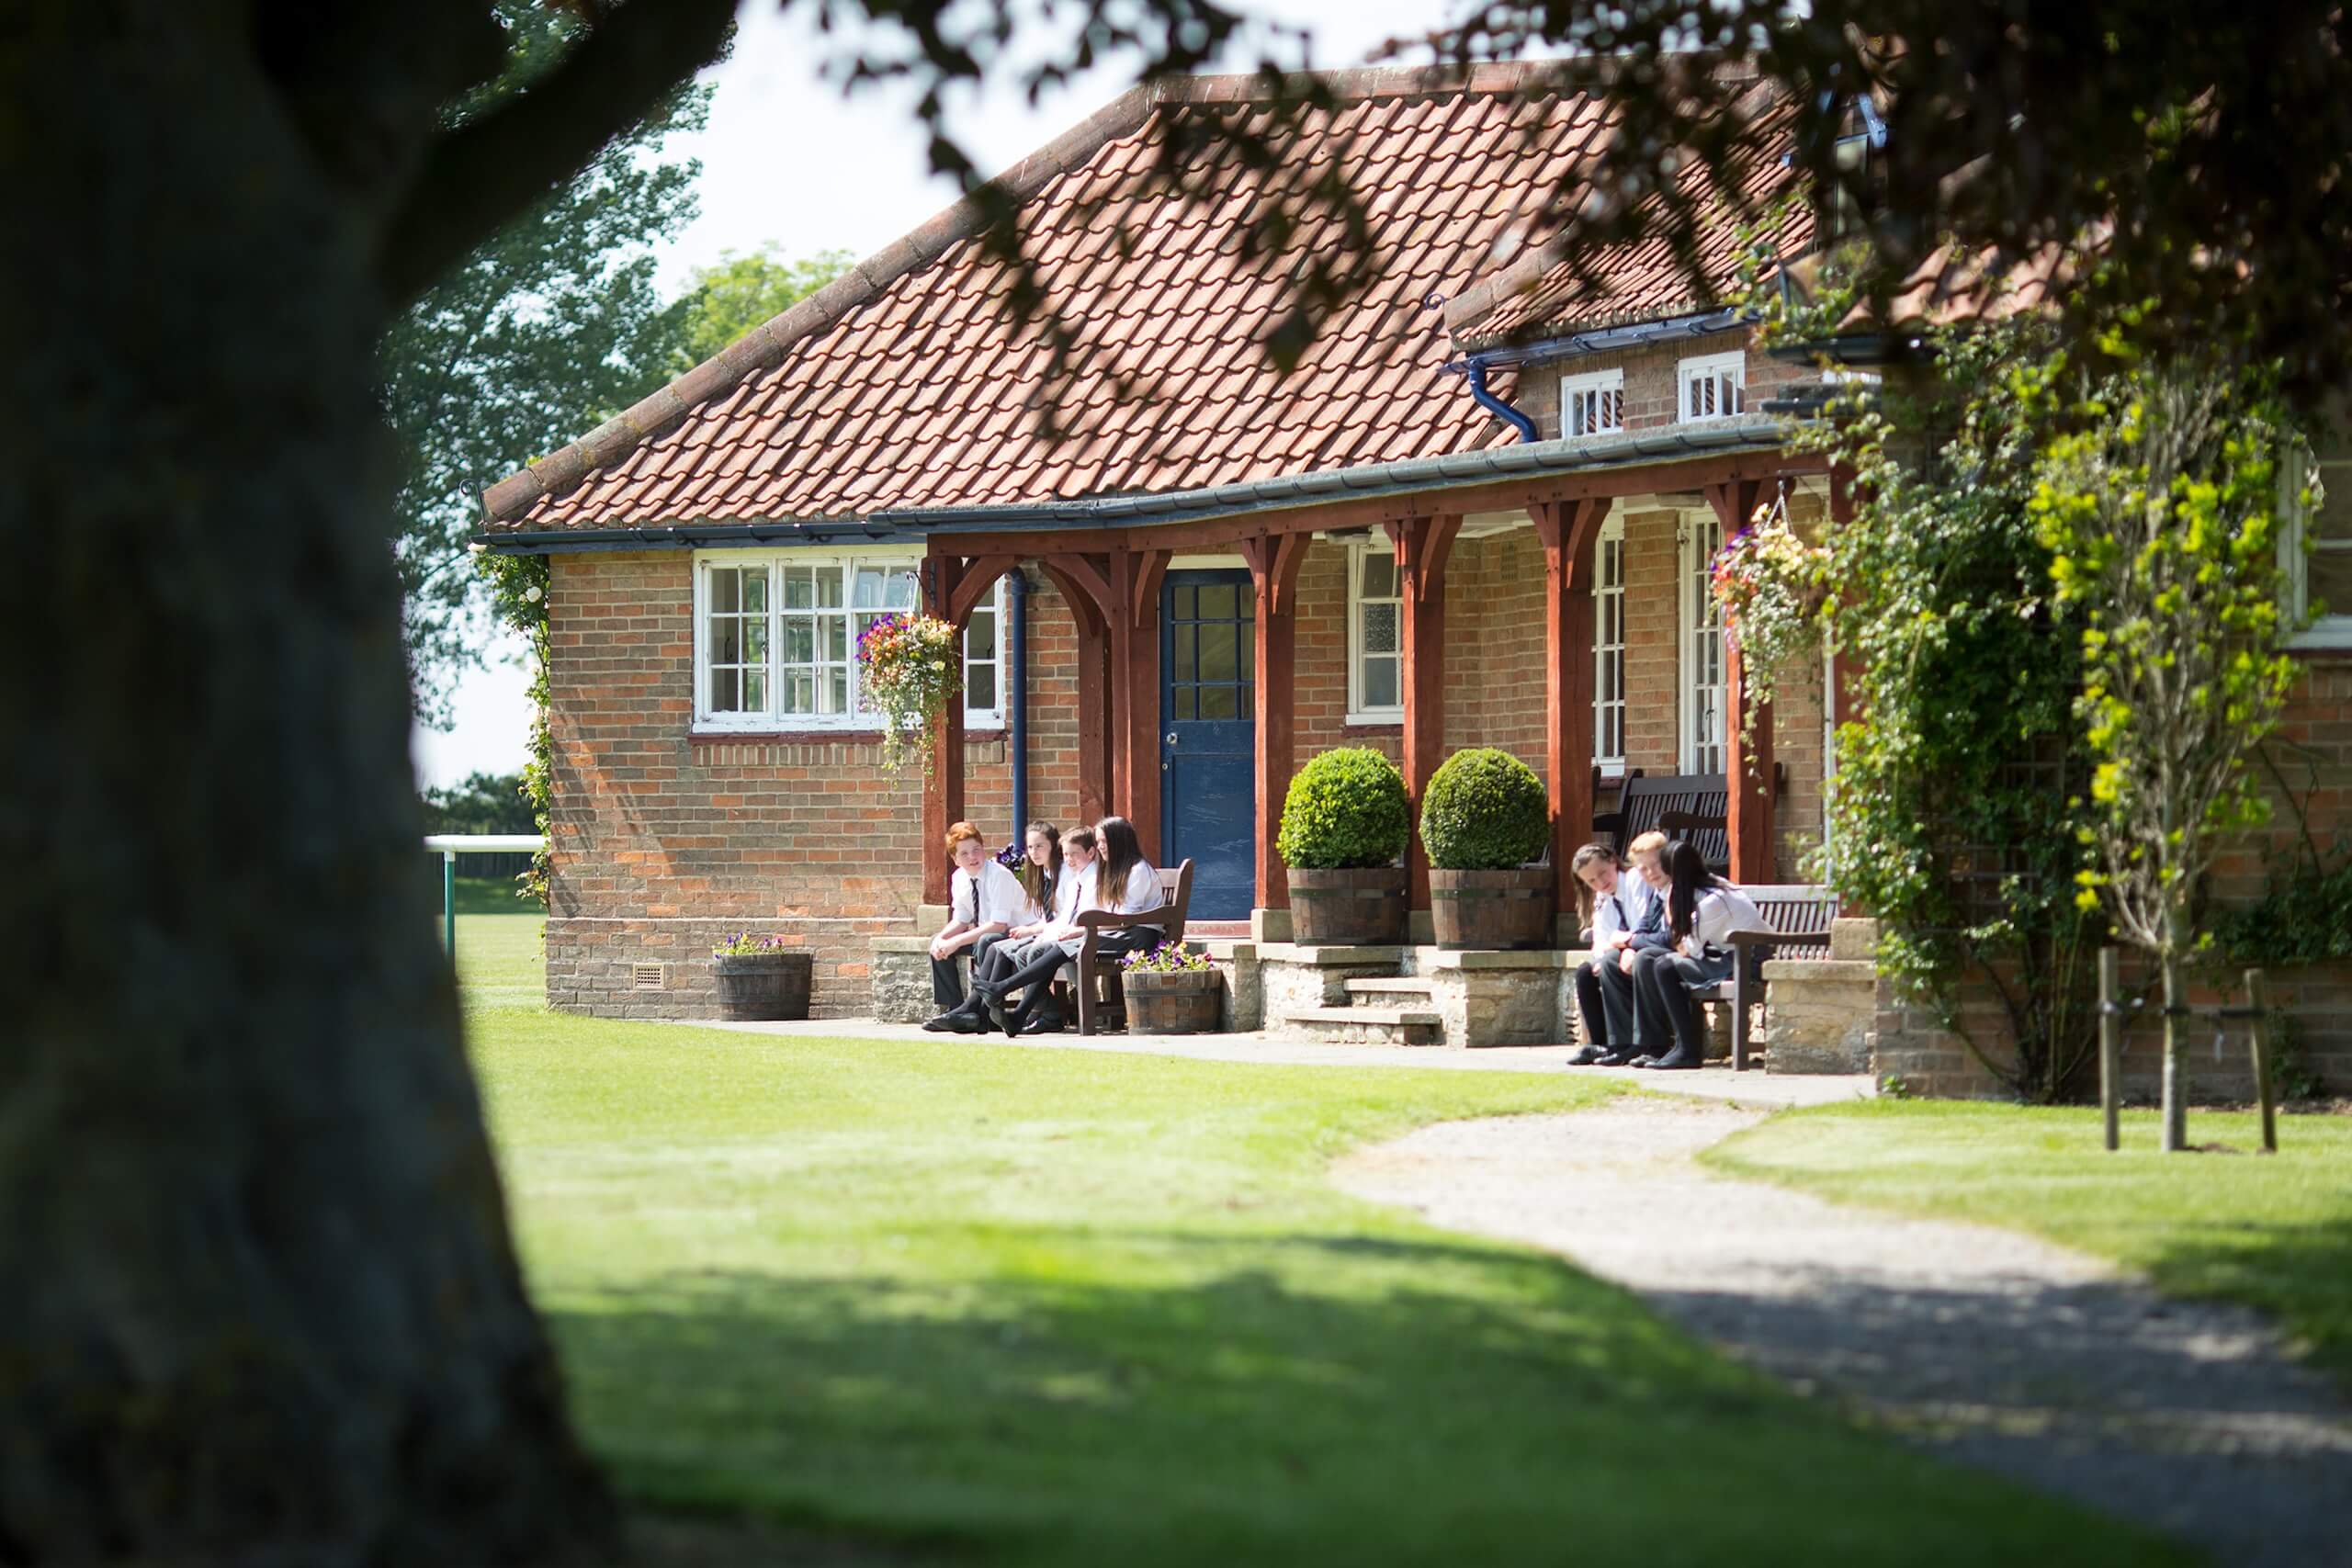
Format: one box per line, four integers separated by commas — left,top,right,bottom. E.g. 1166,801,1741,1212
544,551,1082,1017
542,491,1846,1020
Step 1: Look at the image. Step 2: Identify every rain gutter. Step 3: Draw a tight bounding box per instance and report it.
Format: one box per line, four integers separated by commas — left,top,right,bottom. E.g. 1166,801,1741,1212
476,417,1797,554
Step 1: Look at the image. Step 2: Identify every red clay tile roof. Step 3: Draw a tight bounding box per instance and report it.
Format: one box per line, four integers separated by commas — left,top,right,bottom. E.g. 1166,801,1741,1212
482,62,1791,534
1444,85,1808,345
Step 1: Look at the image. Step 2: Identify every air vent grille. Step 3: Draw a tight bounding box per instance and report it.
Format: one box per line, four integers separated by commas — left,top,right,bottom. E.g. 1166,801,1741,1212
630,964,666,991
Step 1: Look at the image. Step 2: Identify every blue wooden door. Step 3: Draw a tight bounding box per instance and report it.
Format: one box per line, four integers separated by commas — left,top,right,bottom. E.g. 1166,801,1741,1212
1160,570,1256,920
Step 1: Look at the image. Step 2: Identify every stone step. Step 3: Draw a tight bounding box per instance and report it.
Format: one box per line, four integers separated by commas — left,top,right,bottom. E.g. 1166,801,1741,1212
1280,1005,1444,1047
1344,976,1436,999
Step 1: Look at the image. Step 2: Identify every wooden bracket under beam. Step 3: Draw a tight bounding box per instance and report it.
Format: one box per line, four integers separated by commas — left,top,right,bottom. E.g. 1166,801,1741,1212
947,554,1019,626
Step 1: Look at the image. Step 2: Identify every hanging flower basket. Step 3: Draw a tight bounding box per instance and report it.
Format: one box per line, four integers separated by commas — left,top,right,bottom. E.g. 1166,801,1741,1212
1711,498,1828,694
855,612,962,774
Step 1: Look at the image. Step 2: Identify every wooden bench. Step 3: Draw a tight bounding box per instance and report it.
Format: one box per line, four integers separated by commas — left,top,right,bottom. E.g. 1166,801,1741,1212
1057,859,1195,1035
1690,883,1838,1070
1594,773,1729,870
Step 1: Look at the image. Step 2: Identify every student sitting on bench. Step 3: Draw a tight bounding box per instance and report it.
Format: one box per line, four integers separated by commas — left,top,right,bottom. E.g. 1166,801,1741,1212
1626,840,1764,1071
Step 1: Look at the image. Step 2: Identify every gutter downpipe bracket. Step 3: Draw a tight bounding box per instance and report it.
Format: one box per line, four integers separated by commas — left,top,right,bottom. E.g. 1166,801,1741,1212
1463,358,1539,443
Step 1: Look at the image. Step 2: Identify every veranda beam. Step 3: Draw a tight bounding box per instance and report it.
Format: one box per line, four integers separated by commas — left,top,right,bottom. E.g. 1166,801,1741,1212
1533,498,1611,922
1390,513,1464,910
1240,532,1310,912
1706,479,1776,884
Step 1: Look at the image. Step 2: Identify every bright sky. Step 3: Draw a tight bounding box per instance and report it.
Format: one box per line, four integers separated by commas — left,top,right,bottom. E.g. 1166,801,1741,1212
411,0,1470,790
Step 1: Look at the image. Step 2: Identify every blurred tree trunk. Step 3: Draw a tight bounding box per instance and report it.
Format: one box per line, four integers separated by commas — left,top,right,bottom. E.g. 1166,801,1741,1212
0,6,621,1558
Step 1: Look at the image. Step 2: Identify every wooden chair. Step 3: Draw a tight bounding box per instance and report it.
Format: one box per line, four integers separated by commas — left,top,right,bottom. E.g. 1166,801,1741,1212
1690,884,1838,1070
1059,859,1195,1035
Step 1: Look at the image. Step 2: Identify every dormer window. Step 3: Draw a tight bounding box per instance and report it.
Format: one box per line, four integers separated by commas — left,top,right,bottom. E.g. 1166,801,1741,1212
1560,367,1625,438
1678,352,1747,422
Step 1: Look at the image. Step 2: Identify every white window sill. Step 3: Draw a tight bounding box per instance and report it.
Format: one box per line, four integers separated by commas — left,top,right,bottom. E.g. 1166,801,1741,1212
2288,623,2352,651
691,716,1007,737
1343,710,1404,728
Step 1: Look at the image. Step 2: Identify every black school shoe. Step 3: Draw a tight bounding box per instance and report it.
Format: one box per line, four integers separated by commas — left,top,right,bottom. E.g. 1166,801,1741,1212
1631,1048,1705,1071
1566,1044,1613,1066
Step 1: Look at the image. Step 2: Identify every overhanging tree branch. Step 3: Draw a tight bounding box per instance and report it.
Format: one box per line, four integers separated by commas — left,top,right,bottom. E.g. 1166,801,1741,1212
376,0,740,306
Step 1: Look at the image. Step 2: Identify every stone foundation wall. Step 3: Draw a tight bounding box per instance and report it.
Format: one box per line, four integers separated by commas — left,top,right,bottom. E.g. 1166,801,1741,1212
1403,948,1572,1046
546,914,901,1020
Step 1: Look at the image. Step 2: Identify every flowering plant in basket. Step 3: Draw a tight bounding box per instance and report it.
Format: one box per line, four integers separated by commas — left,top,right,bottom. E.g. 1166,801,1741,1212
855,612,961,773
1119,940,1217,975
712,932,790,957
1709,502,1828,723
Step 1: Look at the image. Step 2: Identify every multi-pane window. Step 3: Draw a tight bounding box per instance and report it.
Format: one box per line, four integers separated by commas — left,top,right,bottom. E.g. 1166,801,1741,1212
1680,511,1728,774
2288,442,2352,649
1348,541,1404,720
705,565,771,715
1166,577,1255,720
1560,368,1626,438
1678,351,1747,423
694,552,1004,729
1593,514,1627,769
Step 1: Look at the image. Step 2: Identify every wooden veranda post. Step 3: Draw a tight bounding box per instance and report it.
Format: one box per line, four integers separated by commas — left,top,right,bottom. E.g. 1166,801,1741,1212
1707,479,1776,883
1041,556,1115,827
1108,547,1170,857
920,548,968,906
1533,499,1609,927
1242,533,1309,913
1392,513,1463,910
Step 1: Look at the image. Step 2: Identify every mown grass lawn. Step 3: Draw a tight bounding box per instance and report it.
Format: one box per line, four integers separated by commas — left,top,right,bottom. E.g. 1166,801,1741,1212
1709,1100,2352,1383
451,905,2181,1566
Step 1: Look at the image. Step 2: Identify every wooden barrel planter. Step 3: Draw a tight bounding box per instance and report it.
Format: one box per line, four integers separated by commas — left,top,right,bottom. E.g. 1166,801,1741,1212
1430,868,1555,951
1286,866,1408,945
713,952,813,1021
1123,968,1224,1034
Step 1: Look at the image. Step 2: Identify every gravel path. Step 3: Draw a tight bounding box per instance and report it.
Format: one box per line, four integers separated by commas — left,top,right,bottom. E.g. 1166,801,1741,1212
1334,1099,2352,1567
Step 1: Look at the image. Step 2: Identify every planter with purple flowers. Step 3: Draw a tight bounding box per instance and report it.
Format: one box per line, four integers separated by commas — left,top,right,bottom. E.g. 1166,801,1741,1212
711,933,812,1021
1119,942,1223,1034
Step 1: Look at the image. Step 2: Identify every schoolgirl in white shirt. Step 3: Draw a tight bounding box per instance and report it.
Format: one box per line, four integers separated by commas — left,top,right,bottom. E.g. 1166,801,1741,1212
1627,840,1766,1070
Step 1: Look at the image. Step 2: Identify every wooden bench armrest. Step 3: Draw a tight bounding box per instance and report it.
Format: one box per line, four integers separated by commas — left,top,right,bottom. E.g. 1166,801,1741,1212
1076,908,1170,932
1725,930,1781,953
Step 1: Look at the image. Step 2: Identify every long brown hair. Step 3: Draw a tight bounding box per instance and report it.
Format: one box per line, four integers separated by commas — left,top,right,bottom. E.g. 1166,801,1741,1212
1015,820,1062,908
1092,815,1148,909
1567,842,1623,924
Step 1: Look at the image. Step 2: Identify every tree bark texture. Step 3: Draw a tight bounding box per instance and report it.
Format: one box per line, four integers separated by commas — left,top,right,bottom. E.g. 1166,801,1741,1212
0,6,615,1559
2160,942,2190,1155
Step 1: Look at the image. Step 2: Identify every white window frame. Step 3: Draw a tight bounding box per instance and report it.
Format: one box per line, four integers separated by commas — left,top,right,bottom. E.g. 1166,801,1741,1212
1678,510,1729,774
1677,350,1747,423
1344,536,1405,725
2285,446,2352,650
1559,367,1626,439
1592,513,1627,773
691,547,1006,733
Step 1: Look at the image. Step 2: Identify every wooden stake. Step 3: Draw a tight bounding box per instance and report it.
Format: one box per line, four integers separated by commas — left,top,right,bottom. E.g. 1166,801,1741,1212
2245,968,2278,1155
2098,946,2122,1152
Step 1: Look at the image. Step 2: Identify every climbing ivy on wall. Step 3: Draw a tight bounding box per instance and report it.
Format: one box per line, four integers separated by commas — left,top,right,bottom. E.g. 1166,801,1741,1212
1779,317,2107,1100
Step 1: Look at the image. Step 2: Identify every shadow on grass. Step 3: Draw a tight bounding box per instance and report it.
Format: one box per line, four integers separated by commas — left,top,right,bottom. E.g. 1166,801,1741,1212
548,1232,2188,1568
2140,1209,2352,1384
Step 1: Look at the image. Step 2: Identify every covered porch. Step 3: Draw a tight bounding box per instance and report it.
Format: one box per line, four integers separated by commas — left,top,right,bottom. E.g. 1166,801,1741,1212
911,437,1849,934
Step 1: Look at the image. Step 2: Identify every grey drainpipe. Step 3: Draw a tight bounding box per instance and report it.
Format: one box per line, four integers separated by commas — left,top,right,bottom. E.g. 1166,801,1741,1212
1464,359,1540,442
1006,568,1029,833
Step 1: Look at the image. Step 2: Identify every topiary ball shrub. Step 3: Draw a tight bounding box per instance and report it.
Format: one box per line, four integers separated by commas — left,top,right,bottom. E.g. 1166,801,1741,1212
1277,747,1411,869
1419,748,1549,871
